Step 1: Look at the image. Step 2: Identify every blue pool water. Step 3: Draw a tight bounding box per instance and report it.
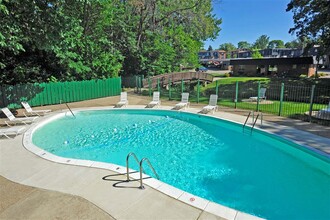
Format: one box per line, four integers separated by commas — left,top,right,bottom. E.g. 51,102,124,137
32,109,330,219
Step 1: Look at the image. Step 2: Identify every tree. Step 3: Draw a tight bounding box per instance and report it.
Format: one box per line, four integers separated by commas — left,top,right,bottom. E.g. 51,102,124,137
287,0,330,52
237,41,251,49
285,40,300,48
218,43,236,58
207,45,213,51
285,39,309,49
268,40,285,49
0,0,222,84
253,35,270,49
251,49,263,59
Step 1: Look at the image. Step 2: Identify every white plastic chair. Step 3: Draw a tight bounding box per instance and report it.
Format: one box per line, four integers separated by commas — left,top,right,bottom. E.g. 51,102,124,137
1,107,38,126
249,88,267,101
21,101,51,116
116,92,128,107
0,126,26,138
147,92,161,108
175,93,190,110
202,94,218,114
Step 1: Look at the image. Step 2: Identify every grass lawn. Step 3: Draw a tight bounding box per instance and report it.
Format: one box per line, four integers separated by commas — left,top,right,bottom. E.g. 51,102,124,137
200,77,269,92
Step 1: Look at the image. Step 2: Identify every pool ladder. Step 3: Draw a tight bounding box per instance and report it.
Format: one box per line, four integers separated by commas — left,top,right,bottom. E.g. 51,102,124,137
60,100,76,118
243,111,263,134
126,152,160,189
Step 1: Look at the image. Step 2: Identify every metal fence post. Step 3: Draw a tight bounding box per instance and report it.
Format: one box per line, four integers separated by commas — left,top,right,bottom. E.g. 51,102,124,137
135,76,138,93
309,85,315,122
157,78,160,92
138,76,141,93
215,80,219,96
256,81,261,112
279,83,284,116
169,78,171,100
235,81,238,109
181,79,184,93
148,77,151,97
197,79,200,103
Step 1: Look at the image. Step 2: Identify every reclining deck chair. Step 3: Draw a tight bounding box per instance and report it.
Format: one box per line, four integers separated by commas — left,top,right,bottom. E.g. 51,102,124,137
115,92,128,107
147,92,161,108
202,94,218,114
0,126,26,138
249,88,266,101
175,93,190,110
1,107,38,126
21,101,51,116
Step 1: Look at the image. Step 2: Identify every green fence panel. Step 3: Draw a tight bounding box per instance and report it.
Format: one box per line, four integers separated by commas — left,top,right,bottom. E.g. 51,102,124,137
0,78,121,108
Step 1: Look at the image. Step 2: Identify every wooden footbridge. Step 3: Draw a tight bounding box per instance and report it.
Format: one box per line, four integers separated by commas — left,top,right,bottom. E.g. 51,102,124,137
142,71,213,88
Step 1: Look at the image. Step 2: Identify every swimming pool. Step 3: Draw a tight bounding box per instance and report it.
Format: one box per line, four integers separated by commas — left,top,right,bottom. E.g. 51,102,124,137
31,109,330,219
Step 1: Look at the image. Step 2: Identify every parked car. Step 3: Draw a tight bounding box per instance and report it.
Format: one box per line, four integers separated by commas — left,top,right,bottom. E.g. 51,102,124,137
195,66,208,72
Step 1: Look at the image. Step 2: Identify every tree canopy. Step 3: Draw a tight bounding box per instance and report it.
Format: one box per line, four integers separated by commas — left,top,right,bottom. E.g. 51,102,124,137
237,41,251,49
268,40,285,49
218,43,236,58
287,0,330,53
0,0,221,84
253,35,270,50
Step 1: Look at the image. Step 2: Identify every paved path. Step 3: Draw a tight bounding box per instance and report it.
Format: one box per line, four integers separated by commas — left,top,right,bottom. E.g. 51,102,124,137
0,176,113,219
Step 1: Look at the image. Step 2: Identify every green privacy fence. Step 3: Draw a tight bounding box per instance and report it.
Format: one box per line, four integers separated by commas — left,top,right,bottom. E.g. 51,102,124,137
0,77,122,108
135,75,330,125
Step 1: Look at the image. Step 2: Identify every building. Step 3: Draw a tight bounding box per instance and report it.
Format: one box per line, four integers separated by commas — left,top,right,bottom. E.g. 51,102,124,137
230,57,315,77
198,50,226,60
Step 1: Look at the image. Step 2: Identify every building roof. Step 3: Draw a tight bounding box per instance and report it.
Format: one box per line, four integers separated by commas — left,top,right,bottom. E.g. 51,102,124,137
230,57,313,65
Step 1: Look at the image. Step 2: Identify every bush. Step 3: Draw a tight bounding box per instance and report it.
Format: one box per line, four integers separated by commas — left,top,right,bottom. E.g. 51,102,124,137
224,72,231,77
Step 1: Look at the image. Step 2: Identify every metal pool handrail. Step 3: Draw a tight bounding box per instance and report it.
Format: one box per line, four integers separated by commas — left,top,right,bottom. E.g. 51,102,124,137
243,111,263,134
139,158,159,189
126,152,160,189
60,100,76,118
126,152,140,182
243,111,252,131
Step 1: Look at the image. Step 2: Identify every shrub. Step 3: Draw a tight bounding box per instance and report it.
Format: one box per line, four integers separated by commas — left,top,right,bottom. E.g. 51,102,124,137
224,72,231,77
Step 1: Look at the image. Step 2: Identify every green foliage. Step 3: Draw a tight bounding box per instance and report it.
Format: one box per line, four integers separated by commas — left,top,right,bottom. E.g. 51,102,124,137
218,42,236,51
251,50,263,58
218,43,236,58
237,41,251,49
224,72,231,77
268,40,285,49
0,0,221,84
287,0,330,53
253,35,270,49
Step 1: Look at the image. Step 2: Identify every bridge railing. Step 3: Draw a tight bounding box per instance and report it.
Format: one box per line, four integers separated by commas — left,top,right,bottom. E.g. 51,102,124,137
142,71,213,88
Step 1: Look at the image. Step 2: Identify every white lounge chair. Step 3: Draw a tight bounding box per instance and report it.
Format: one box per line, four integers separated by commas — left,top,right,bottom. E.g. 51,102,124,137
249,88,266,101
21,101,51,116
316,101,330,119
115,92,128,107
1,107,38,126
202,94,218,114
147,92,161,108
175,93,190,110
0,126,26,138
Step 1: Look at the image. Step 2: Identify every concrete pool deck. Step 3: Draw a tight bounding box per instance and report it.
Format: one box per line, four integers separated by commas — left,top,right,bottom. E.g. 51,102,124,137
1,93,330,219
